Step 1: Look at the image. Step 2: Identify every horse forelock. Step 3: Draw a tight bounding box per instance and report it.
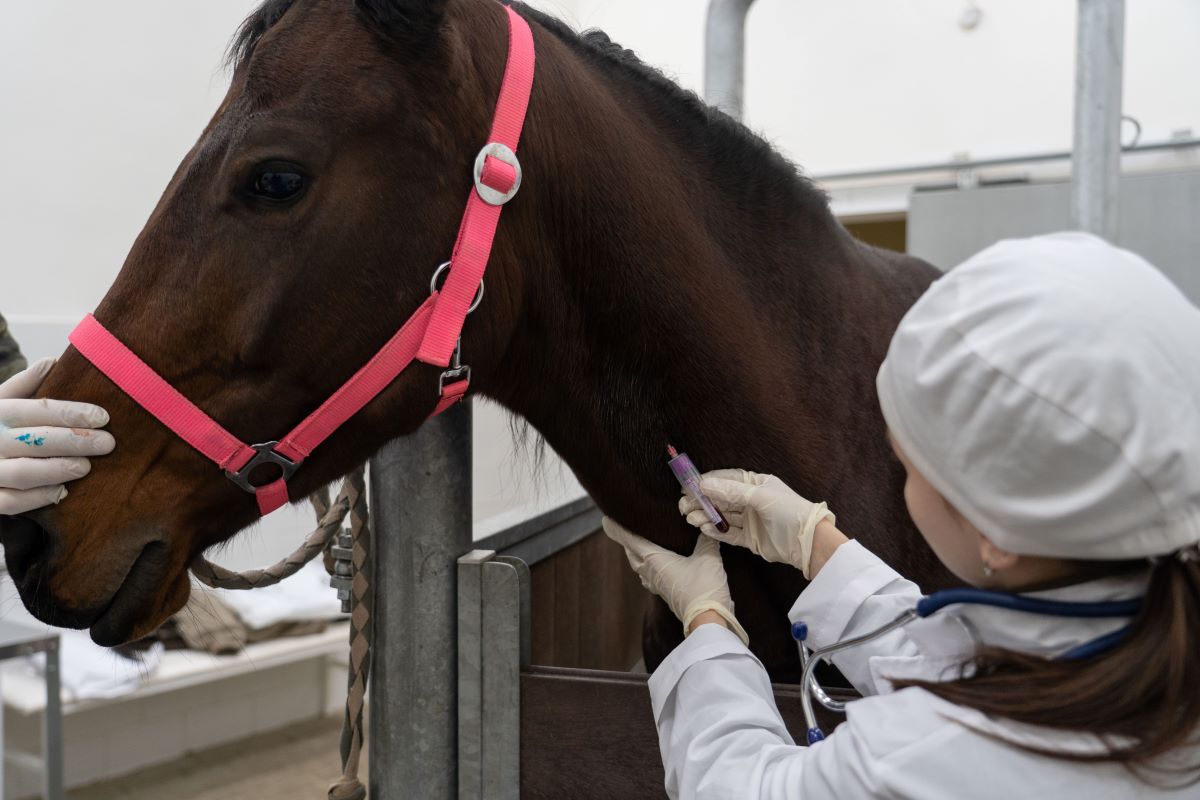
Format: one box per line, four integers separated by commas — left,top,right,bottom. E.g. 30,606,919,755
227,0,301,73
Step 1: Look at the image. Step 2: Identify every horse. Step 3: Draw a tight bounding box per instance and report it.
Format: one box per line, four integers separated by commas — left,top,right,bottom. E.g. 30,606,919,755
0,0,953,680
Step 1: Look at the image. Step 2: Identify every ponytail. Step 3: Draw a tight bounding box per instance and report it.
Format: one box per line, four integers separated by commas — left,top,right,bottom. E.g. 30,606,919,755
894,556,1200,783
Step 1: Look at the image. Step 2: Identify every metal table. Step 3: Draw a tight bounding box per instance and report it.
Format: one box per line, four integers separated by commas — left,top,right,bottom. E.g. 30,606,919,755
0,620,62,800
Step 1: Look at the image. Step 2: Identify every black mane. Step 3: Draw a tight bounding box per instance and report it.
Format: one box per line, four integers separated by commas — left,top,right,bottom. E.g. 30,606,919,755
226,0,826,210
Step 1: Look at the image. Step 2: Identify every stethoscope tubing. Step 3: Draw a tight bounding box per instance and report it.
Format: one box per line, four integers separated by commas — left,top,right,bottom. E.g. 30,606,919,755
915,588,1141,619
796,588,1143,745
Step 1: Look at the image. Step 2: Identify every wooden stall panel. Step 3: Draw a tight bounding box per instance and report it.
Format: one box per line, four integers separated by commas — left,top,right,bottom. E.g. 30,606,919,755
520,667,853,800
529,530,646,671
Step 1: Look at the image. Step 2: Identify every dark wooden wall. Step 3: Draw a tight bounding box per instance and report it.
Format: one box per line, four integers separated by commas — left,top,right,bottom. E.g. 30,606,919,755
528,529,648,671
844,215,908,253
520,666,855,800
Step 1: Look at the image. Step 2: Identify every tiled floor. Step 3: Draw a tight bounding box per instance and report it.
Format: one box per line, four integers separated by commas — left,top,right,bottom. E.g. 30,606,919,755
68,716,363,800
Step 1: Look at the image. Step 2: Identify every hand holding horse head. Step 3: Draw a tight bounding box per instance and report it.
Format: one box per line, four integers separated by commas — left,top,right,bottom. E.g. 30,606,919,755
0,358,115,514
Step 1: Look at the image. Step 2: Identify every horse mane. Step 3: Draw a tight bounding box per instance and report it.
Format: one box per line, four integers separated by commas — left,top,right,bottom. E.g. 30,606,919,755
225,0,829,216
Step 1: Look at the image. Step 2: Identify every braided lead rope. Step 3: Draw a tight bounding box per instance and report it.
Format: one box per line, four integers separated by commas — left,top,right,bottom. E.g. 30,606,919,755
189,481,352,590
184,469,373,799
328,469,371,800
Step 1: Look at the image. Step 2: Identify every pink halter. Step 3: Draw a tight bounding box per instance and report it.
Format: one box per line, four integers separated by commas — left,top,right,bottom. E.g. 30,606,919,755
68,6,535,516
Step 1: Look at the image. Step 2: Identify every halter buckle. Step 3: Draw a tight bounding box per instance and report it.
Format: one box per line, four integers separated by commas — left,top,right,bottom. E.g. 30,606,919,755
473,142,522,206
225,442,301,494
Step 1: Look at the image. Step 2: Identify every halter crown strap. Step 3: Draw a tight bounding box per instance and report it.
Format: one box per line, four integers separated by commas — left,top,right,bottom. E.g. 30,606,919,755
66,7,535,516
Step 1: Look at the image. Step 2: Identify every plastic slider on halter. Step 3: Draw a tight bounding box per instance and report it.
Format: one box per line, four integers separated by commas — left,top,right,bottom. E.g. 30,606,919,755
474,143,522,206
223,441,301,494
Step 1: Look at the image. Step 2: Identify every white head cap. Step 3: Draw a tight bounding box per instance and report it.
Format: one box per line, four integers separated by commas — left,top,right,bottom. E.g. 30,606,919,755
877,232,1200,560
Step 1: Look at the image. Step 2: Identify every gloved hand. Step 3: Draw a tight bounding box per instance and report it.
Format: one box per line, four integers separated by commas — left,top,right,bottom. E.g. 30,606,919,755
0,358,115,514
602,517,749,645
679,469,835,580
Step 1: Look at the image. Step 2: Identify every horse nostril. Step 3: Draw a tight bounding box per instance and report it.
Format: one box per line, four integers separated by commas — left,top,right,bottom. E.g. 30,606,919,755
0,514,53,584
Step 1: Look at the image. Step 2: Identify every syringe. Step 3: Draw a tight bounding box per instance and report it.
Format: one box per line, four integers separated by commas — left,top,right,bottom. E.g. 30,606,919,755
666,444,730,533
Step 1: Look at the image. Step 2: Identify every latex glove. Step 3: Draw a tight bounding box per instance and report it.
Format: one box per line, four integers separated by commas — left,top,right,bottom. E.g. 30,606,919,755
0,358,115,514
679,469,835,580
602,516,749,645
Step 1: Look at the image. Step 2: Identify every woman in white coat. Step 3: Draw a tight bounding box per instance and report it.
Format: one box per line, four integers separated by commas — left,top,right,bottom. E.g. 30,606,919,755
605,232,1200,799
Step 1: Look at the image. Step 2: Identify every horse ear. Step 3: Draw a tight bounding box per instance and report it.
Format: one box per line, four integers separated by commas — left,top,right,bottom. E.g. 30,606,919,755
354,0,447,38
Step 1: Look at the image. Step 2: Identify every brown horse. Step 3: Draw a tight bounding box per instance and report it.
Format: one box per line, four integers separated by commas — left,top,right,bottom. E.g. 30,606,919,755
1,0,952,678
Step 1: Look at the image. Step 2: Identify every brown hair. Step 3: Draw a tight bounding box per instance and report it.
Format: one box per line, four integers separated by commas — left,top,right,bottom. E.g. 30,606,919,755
894,556,1200,784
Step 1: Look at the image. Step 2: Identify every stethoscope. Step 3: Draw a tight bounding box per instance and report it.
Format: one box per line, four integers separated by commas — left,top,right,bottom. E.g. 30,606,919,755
792,588,1142,744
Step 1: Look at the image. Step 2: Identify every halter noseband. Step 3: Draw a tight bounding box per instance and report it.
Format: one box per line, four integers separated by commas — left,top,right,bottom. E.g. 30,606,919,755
67,6,535,516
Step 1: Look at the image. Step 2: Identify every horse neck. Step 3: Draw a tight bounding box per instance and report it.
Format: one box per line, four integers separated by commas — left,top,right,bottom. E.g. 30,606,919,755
476,27,926,545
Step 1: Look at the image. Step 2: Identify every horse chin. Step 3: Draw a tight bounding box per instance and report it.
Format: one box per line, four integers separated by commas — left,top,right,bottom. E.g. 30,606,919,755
88,544,190,647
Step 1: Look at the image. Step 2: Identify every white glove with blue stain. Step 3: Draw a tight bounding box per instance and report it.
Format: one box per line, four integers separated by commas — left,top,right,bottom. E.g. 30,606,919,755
602,516,749,645
679,469,835,580
0,358,115,514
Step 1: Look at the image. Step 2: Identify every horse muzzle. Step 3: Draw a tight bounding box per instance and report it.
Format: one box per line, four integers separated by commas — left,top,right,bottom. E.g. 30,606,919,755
1,512,182,645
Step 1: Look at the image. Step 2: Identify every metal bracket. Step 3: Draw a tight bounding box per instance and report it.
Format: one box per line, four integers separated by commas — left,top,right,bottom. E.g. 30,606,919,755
438,337,472,396
224,442,301,494
329,528,356,613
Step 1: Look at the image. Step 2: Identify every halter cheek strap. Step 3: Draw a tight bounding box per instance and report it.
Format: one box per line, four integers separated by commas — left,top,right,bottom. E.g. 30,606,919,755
416,6,535,367
67,6,535,516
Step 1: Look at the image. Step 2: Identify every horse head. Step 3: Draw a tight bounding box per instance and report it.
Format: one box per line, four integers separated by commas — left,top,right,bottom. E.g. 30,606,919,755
3,0,539,645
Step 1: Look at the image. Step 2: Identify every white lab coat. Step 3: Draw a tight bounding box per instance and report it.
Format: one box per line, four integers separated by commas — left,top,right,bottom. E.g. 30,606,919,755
648,541,1196,799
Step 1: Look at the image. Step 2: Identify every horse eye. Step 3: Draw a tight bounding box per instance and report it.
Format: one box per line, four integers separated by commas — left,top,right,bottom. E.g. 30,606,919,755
249,164,307,203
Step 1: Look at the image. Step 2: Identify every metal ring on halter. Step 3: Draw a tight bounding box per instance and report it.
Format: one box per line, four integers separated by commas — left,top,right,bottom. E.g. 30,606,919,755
429,261,484,313
473,142,522,206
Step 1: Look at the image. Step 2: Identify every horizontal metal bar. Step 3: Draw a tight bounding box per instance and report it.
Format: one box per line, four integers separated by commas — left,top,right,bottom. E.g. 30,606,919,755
812,138,1200,184
494,506,602,566
474,496,599,563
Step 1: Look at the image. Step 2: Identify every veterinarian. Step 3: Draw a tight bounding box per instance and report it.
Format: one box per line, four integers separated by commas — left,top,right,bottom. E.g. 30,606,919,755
0,356,114,515
606,232,1200,798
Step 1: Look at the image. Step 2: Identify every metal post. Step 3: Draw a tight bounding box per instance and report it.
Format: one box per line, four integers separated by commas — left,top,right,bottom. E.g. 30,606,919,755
1071,0,1125,239
370,403,473,799
43,636,63,800
704,0,757,120
457,551,529,800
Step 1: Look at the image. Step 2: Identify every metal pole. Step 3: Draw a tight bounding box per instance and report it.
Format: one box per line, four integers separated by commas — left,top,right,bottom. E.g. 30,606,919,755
1071,0,1125,239
704,0,757,120
458,551,530,800
370,403,473,799
43,636,63,800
